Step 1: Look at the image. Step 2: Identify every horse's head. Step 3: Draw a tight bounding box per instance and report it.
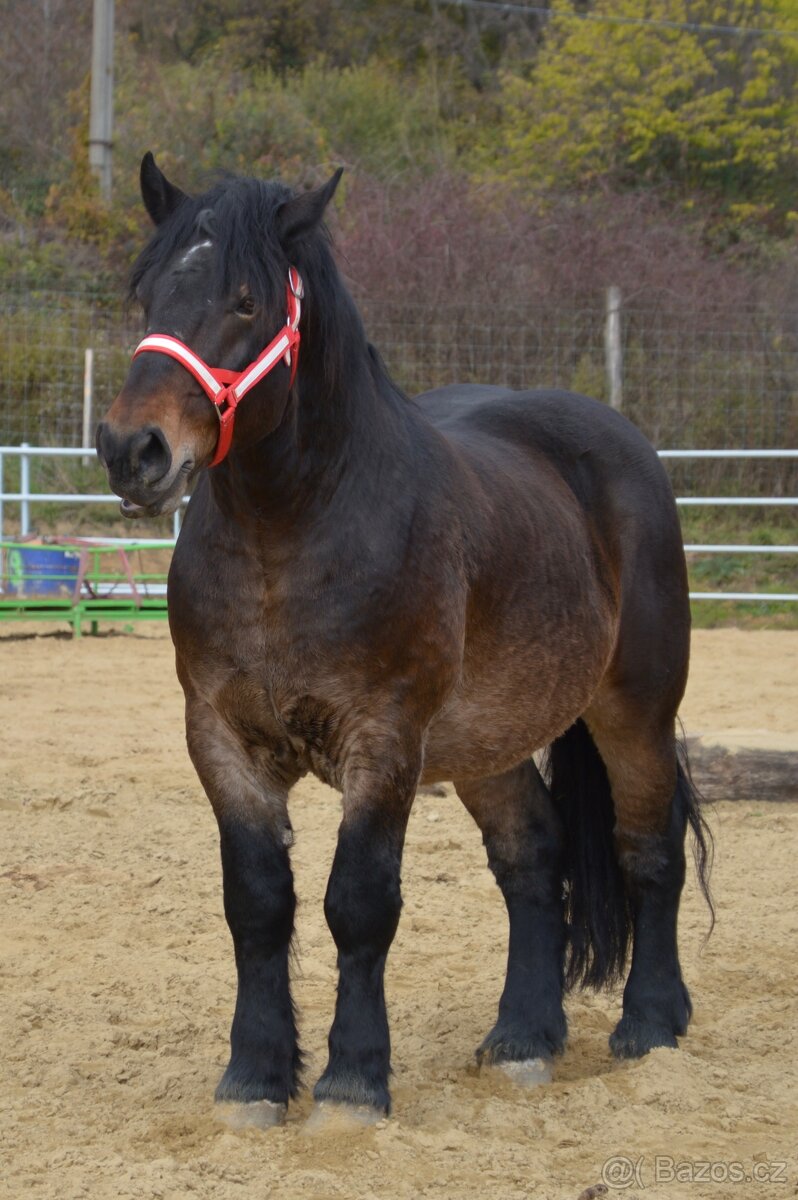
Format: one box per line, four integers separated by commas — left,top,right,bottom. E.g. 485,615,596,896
97,153,341,517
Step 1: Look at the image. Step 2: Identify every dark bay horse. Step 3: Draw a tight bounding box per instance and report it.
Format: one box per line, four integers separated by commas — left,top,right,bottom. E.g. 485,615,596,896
97,153,711,1127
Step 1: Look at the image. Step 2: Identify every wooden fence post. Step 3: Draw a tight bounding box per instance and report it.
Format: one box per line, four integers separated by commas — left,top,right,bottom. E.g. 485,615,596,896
82,348,94,466
605,285,623,410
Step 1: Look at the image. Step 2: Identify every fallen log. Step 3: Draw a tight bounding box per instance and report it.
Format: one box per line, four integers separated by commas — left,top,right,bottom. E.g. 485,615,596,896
686,737,798,803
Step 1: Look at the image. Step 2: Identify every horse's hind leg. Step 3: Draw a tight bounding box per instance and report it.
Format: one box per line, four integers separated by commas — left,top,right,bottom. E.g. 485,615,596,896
585,699,694,1058
455,760,567,1081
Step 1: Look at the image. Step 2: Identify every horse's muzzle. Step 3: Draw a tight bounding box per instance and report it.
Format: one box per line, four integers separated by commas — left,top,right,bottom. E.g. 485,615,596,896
96,421,174,510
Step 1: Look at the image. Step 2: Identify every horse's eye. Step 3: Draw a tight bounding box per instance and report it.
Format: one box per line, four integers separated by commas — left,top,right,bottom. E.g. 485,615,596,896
236,294,256,317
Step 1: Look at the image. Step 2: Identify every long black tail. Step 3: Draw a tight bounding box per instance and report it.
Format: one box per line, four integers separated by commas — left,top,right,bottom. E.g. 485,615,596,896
676,726,715,934
544,719,713,992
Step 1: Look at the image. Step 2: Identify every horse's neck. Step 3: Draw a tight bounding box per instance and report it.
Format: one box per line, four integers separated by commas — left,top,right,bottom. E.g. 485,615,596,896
207,346,416,543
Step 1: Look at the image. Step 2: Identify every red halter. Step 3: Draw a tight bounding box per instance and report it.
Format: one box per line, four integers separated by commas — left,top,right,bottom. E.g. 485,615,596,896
132,267,304,467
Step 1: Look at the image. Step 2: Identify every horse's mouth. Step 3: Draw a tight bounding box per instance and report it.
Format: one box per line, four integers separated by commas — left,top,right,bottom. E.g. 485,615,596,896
118,460,193,519
120,491,182,519
120,497,154,519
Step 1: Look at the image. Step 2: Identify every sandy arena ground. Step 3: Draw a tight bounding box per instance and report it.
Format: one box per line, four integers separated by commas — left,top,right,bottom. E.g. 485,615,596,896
1,627,797,1200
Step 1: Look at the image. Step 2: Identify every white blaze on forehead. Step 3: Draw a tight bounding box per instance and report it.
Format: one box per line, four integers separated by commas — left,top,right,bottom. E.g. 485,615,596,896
179,240,213,266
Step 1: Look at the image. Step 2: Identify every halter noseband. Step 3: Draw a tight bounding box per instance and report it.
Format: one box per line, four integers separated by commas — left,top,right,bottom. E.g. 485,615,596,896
132,267,304,468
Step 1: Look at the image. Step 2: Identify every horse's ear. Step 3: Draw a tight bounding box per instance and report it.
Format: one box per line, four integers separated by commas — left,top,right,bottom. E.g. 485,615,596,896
140,152,188,226
276,168,344,244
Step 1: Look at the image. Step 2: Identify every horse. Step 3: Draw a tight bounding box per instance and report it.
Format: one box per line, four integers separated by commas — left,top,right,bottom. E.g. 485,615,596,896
97,152,712,1128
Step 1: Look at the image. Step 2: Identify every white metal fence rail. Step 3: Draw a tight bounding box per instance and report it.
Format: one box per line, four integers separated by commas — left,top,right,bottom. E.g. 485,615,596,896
0,443,183,543
1,444,796,601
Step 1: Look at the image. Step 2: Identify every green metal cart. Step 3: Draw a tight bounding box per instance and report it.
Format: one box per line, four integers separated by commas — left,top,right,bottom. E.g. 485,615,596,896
0,538,171,636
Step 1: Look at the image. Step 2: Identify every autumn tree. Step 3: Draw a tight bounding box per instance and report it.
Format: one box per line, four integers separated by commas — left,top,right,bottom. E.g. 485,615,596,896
492,0,798,234
0,0,91,211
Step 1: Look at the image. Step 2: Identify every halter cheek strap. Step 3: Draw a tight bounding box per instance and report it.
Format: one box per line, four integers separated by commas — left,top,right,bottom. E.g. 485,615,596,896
132,267,304,468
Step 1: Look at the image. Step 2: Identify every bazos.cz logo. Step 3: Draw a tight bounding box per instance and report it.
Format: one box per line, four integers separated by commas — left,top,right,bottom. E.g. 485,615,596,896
601,1154,789,1189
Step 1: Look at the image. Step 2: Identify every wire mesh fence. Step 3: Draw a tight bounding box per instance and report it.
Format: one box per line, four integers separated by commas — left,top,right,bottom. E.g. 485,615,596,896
1,289,139,447
2,286,796,494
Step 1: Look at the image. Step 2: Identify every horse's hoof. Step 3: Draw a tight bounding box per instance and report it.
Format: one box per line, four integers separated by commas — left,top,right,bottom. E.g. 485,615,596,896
215,1098,287,1131
313,1069,390,1113
496,1056,553,1088
476,1020,564,1078
305,1100,385,1133
610,1014,680,1059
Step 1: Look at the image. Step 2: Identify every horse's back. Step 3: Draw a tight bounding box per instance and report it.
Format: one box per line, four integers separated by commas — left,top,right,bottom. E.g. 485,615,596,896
418,383,683,568
417,384,665,499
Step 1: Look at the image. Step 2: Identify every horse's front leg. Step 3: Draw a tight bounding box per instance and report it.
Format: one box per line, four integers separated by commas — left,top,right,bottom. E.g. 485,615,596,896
184,695,301,1128
313,736,422,1117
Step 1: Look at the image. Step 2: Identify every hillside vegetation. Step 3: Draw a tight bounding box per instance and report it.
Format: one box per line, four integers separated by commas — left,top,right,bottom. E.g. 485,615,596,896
3,0,798,294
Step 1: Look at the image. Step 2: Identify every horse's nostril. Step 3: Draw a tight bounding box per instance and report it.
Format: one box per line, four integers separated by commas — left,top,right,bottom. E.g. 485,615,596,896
95,421,172,491
132,427,172,485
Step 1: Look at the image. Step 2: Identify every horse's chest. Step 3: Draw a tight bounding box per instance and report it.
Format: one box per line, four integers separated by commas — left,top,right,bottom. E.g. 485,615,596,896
174,600,346,789
223,669,344,788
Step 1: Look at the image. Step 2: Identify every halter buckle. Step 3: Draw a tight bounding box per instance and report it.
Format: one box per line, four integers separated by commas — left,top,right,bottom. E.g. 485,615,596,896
288,267,304,300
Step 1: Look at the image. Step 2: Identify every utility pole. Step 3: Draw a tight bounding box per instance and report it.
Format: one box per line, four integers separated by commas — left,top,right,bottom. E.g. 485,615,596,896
89,0,114,202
